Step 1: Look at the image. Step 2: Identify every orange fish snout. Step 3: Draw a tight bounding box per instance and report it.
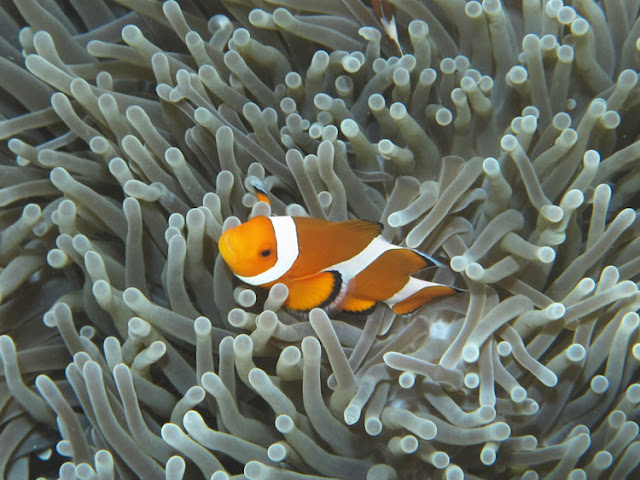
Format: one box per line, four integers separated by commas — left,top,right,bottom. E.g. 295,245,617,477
218,216,278,281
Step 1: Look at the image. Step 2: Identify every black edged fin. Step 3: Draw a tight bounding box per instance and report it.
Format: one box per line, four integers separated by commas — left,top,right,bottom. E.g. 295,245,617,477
410,248,447,269
341,297,377,315
283,271,343,314
318,270,344,309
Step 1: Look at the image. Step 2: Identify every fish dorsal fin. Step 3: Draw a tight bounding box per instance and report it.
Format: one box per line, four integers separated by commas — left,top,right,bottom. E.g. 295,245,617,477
283,271,342,313
410,248,444,269
290,217,383,276
340,219,383,238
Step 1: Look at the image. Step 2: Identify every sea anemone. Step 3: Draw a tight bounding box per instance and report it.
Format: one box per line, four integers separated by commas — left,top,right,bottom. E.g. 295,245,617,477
1,0,639,479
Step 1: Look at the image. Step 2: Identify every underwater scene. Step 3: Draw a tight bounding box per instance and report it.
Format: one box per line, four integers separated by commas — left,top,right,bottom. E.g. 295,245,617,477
1,0,640,479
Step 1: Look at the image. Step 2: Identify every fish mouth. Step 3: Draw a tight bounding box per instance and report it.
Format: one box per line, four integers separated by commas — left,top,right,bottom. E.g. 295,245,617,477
218,231,234,262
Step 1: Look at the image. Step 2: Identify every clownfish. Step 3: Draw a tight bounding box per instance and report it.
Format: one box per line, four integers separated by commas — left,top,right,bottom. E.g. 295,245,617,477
369,0,403,56
218,215,457,316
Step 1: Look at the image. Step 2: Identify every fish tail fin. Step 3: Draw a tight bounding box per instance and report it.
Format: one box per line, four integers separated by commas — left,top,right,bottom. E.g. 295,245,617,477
389,279,457,315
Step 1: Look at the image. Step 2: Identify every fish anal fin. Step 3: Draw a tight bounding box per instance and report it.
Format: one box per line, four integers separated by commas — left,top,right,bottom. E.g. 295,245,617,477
284,271,342,313
340,297,377,315
392,286,457,315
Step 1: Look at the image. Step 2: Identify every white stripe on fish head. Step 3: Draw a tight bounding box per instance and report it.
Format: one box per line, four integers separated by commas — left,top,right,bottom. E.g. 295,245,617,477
235,216,299,286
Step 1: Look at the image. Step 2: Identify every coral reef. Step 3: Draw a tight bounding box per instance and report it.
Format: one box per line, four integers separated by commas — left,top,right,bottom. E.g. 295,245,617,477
1,0,640,478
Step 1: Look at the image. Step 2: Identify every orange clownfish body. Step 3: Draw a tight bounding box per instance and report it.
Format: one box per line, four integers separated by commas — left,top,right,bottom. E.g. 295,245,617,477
219,216,457,316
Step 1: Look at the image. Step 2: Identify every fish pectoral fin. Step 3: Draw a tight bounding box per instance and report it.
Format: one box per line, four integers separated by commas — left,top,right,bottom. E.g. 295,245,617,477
284,271,342,312
341,297,377,315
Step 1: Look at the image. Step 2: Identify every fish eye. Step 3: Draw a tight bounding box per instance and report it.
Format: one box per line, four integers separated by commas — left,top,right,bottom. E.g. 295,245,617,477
260,249,272,257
